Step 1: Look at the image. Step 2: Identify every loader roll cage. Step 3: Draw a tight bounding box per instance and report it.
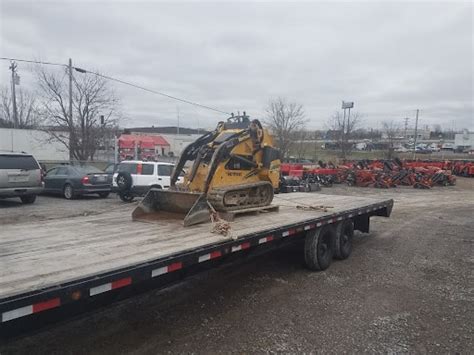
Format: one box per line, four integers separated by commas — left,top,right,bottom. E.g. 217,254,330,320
170,115,266,190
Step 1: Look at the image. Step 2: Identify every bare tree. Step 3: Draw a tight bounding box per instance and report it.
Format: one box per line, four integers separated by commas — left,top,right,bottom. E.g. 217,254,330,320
36,66,120,161
265,97,307,159
0,86,40,128
292,129,309,160
382,120,401,159
328,111,362,158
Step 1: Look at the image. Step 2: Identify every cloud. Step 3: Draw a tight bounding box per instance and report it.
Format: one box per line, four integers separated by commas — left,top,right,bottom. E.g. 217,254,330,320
1,1,472,130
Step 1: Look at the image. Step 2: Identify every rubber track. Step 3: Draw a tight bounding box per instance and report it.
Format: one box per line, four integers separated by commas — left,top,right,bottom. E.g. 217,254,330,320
207,181,274,212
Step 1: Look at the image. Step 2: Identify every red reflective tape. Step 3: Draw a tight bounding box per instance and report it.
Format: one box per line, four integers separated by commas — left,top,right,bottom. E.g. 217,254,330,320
111,277,132,290
241,242,250,249
168,262,183,272
267,235,274,241
32,298,60,313
210,251,221,259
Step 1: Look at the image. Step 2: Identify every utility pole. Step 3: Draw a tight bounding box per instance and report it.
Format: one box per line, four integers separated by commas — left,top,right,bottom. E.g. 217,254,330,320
114,135,119,165
9,61,19,128
68,58,73,123
68,58,74,160
412,109,419,159
176,106,180,135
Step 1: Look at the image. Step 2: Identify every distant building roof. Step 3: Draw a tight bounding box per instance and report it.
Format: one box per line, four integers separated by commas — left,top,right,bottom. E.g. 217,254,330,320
124,126,205,135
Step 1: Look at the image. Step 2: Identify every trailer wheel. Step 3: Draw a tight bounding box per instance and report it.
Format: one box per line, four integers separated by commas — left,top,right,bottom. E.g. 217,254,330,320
334,220,354,260
304,226,335,271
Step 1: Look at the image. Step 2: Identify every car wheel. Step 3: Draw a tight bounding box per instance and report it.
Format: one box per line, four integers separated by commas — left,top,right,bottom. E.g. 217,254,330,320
63,184,75,200
98,192,110,198
20,195,37,204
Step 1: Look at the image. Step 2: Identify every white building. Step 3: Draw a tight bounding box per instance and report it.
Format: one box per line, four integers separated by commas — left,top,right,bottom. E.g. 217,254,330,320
161,134,202,156
0,128,69,161
405,128,431,140
454,131,474,151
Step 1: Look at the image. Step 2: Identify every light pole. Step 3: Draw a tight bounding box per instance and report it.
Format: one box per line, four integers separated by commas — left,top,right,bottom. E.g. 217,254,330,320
341,101,354,156
9,61,19,128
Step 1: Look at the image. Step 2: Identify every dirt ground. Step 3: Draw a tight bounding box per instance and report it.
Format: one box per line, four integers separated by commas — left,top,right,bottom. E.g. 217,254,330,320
1,179,473,354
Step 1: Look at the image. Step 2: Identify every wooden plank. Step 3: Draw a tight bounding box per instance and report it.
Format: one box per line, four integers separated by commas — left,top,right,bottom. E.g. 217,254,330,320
0,194,389,299
219,204,280,222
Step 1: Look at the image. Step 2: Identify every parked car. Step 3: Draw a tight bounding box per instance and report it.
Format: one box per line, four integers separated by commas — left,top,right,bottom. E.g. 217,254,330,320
112,161,183,202
0,151,44,204
44,165,112,199
103,163,118,177
415,146,432,154
428,143,441,152
441,143,455,151
395,146,410,152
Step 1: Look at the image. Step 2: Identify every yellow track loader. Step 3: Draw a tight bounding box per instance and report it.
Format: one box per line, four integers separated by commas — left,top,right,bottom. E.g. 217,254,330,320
132,113,281,226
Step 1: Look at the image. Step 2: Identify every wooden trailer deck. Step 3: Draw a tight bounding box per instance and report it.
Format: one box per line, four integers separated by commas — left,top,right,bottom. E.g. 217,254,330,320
0,193,392,301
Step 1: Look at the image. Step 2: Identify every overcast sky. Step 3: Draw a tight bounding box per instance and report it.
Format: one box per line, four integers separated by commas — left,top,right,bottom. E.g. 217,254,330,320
1,0,473,130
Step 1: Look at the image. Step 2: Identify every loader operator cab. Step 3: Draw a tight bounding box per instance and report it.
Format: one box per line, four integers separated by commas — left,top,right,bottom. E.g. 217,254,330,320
223,112,251,130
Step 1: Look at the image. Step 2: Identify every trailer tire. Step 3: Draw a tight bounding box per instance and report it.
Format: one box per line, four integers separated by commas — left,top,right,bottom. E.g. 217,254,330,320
334,220,354,260
304,226,335,271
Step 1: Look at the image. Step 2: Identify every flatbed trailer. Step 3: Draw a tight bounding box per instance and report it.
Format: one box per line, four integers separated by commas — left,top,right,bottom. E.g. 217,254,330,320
0,193,393,329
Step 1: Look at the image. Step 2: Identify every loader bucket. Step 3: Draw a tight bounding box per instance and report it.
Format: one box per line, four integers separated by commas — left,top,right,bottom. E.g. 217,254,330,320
132,189,211,227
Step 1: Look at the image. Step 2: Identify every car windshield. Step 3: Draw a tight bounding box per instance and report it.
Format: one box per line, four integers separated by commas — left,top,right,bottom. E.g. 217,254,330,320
74,165,104,174
0,155,39,170
104,165,116,173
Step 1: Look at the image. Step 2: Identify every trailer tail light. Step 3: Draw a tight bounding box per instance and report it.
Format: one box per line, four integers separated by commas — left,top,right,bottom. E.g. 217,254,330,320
137,163,142,175
81,176,90,185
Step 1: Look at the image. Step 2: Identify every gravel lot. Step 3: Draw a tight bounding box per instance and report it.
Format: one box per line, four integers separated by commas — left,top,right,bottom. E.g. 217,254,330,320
0,193,130,225
1,179,473,354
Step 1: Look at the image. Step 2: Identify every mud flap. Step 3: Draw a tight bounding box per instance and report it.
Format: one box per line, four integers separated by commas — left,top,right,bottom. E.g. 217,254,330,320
132,189,211,226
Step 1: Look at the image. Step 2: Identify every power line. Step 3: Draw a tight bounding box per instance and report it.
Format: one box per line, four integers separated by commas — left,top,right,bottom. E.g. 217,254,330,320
87,70,230,115
0,57,66,67
0,56,230,115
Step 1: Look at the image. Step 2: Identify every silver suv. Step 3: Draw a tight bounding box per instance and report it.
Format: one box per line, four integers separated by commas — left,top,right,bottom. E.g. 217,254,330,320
0,151,44,204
